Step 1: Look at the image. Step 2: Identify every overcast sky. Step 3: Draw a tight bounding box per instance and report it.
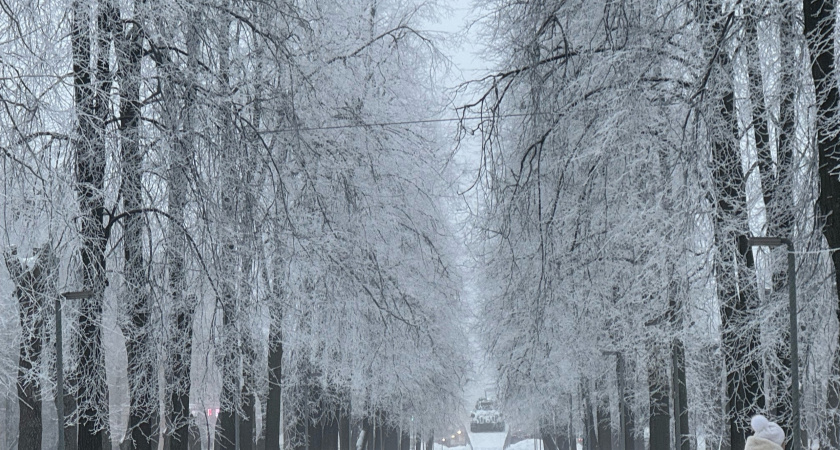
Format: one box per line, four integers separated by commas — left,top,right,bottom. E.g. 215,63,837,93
423,0,503,417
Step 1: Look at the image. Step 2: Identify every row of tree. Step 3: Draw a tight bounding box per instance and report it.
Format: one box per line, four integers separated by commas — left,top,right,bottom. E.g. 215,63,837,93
466,0,840,449
0,0,469,449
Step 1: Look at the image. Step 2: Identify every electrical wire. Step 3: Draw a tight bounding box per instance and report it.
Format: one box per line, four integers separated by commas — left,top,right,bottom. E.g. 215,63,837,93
261,111,558,134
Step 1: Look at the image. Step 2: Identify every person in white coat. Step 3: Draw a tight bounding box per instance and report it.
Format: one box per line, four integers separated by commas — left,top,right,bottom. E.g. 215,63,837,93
745,415,785,450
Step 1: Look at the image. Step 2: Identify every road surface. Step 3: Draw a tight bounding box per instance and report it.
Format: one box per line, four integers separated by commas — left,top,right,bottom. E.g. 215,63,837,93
468,431,507,450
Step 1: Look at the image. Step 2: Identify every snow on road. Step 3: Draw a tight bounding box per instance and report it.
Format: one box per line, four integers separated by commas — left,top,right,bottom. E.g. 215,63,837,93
468,431,507,450
506,439,544,450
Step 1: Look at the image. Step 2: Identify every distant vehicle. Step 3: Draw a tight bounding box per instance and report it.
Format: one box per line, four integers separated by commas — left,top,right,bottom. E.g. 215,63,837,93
439,426,469,447
470,398,505,432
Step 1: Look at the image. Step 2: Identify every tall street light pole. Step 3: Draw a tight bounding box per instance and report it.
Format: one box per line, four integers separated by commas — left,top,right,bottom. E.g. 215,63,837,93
58,290,92,450
748,237,799,450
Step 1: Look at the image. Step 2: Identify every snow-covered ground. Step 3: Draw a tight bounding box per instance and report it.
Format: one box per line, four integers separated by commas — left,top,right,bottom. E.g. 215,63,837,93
432,432,549,450
469,431,507,450
506,439,544,450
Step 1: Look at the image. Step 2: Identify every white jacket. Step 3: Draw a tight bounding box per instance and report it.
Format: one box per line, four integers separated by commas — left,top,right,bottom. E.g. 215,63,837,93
744,436,784,450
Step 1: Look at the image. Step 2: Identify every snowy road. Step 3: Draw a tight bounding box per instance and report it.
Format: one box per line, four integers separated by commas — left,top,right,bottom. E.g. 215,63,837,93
468,431,507,450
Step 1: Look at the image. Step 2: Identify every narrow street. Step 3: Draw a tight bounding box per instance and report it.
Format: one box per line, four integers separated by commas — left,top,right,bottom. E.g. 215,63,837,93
467,431,507,450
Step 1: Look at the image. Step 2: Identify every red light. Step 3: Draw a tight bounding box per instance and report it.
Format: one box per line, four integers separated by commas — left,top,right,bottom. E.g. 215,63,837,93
208,409,213,416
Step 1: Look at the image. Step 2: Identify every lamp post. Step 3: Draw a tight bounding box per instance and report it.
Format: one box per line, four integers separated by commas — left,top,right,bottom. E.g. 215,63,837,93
58,290,92,450
747,237,799,450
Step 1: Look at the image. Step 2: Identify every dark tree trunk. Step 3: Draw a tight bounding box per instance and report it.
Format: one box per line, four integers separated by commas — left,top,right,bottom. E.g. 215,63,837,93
360,418,374,450
117,0,157,447
64,389,78,450
618,355,634,450
804,1,840,449
597,392,612,450
746,3,798,440
308,411,324,450
288,405,308,450
318,413,339,450
768,16,797,444
213,11,241,450
672,339,689,450
581,382,597,450
215,383,238,450
399,431,411,450
240,366,257,450
340,405,352,450
542,434,560,450
698,2,764,449
5,247,54,450
381,420,399,450
717,128,764,450
305,391,338,450
160,15,198,450
373,417,383,450
829,357,840,448
167,297,195,450
648,349,670,450
264,329,283,450
72,0,112,448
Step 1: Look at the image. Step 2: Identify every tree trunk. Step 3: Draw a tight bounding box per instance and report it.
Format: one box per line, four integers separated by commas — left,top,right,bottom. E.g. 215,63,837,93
240,365,257,450
64,390,78,450
359,418,374,450
700,2,764,448
745,3,798,440
804,1,840,449
581,382,597,450
340,405,352,450
672,340,689,450
152,13,199,450
213,10,241,450
72,0,112,447
618,355,633,450
767,22,797,445
381,420,399,450
648,349,670,450
5,246,54,450
117,0,157,447
168,296,196,450
264,329,283,450
597,392,612,450
320,414,339,450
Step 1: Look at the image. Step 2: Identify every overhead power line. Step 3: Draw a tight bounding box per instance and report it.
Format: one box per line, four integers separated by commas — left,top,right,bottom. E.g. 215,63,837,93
262,111,559,134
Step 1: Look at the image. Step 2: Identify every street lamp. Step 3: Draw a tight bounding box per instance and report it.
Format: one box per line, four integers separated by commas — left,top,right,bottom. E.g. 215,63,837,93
747,237,799,450
57,290,93,450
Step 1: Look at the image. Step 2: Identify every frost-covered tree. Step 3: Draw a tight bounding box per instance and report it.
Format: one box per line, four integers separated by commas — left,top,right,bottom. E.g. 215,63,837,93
3,1,470,450
463,1,826,450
